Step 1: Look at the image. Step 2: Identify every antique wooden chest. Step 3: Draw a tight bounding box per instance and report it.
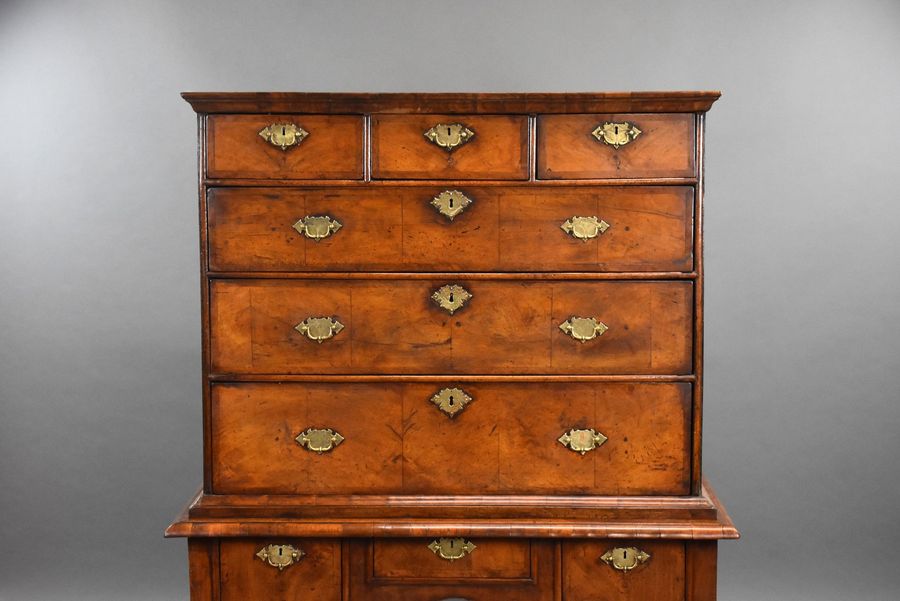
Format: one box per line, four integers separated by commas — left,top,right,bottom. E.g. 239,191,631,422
167,92,738,600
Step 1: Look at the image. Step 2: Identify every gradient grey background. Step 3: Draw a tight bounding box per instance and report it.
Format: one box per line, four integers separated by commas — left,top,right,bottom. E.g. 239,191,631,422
1,1,898,599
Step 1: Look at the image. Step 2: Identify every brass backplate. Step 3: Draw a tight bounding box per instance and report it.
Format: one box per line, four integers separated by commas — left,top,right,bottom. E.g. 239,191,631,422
295,428,344,454
431,190,473,221
293,215,342,241
558,428,608,455
430,387,473,418
591,121,642,148
424,123,475,151
295,316,344,343
255,544,305,571
431,284,472,315
258,122,309,150
428,538,477,561
601,547,651,571
559,317,609,342
561,216,610,242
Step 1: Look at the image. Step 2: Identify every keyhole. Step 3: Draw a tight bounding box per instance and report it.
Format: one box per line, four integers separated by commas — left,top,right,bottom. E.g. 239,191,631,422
614,125,619,135
448,293,454,303
450,540,456,549
278,547,283,556
447,126,452,136
281,126,286,136
623,550,627,559
448,395,455,406
449,196,454,208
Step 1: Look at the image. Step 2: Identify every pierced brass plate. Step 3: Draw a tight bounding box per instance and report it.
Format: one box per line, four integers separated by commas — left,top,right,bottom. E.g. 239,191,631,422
424,123,475,151
295,428,344,454
258,122,309,150
293,215,342,241
559,317,608,342
428,538,477,561
430,387,473,418
255,544,305,571
295,317,344,343
558,428,608,455
431,190,473,221
601,547,651,571
591,121,642,149
431,284,472,315
561,216,610,242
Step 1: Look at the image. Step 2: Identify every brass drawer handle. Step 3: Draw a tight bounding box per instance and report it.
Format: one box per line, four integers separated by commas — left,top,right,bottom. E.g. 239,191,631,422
558,428,608,455
592,121,642,148
293,215,342,241
424,123,475,151
559,316,608,342
295,317,344,343
430,387,473,418
601,547,651,571
258,122,309,150
428,538,477,561
295,427,344,454
431,190,474,221
431,284,472,315
561,216,610,241
256,544,305,571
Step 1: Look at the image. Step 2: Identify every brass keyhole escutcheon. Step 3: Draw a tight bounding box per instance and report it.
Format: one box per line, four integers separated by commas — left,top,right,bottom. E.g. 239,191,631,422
431,284,472,315
591,121,642,149
293,215,342,241
256,544,305,571
295,316,344,343
424,123,475,151
258,122,309,150
295,428,344,454
601,547,651,571
428,538,477,561
430,190,474,221
430,387,473,418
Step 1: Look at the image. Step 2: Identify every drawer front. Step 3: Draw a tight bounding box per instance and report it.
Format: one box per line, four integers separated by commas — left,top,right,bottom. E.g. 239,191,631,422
207,186,694,273
218,538,341,601
350,539,554,600
372,114,529,180
563,540,686,601
209,280,692,375
537,114,695,179
207,115,364,179
210,382,691,495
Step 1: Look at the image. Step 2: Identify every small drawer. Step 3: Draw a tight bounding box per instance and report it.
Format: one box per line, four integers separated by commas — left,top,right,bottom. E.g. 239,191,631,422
217,538,341,601
206,186,694,273
210,382,691,496
537,113,695,179
563,540,687,601
371,114,529,179
206,114,364,179
351,539,555,600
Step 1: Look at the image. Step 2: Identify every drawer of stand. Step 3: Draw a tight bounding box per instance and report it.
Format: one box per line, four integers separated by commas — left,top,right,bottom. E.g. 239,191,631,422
217,538,341,601
210,381,691,496
207,186,694,273
562,540,689,601
349,538,555,600
371,114,529,179
206,114,364,179
537,113,695,179
209,279,693,375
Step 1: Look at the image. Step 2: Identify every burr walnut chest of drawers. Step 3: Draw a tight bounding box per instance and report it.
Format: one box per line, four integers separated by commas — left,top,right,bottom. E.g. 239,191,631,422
167,92,738,601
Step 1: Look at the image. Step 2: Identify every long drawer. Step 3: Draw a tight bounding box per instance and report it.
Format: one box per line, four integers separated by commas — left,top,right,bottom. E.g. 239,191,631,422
207,186,694,273
209,279,692,375
210,382,691,496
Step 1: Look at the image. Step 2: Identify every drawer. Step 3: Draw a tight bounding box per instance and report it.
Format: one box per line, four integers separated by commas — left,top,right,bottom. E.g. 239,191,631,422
563,540,687,601
371,114,529,179
350,539,555,600
209,279,692,375
206,115,364,179
210,382,691,495
207,186,694,273
537,114,695,179
217,538,341,601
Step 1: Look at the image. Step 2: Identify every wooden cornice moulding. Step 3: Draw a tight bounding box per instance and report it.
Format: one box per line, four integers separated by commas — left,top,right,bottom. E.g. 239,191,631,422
181,91,722,114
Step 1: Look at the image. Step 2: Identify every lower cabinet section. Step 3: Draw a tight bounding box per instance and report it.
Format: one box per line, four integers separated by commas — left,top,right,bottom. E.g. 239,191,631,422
188,537,718,600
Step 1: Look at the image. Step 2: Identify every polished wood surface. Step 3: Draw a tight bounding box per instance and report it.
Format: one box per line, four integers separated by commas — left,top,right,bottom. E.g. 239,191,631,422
209,279,693,375
207,115,364,179
562,540,685,601
219,539,341,601
372,538,532,580
207,186,694,273
371,114,529,179
210,382,691,495
537,114,696,179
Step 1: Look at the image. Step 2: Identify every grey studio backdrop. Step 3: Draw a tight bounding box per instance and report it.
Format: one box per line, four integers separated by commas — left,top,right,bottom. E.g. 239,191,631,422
1,1,898,600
